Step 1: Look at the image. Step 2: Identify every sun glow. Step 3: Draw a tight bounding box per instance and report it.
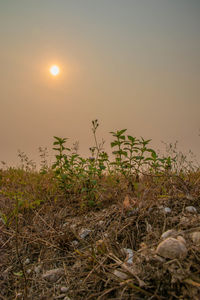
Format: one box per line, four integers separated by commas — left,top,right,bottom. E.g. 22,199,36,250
50,65,60,76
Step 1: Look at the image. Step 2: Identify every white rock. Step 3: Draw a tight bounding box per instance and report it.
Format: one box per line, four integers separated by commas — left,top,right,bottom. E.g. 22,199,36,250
113,269,128,280
163,207,171,213
42,268,64,282
24,258,30,265
34,265,41,274
161,229,177,240
60,286,69,293
71,240,79,246
98,220,104,226
190,232,200,244
123,248,134,265
79,228,91,239
185,206,197,213
156,237,187,259
27,269,32,274
177,236,186,244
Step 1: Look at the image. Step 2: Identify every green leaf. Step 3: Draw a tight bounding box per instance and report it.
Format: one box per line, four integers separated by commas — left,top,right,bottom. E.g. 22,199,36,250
127,135,136,143
117,129,127,135
14,271,23,277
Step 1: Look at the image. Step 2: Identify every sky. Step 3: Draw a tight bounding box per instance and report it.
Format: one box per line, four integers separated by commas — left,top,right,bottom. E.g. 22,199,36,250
0,0,200,167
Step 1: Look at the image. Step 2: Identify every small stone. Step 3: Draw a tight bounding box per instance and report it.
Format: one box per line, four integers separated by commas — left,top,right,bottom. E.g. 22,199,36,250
63,297,71,300
71,240,79,246
98,220,104,226
185,206,197,214
123,248,134,265
177,236,186,244
79,228,92,239
24,258,30,265
60,286,69,293
190,232,200,244
156,237,187,259
34,265,41,274
27,269,32,274
113,269,128,280
163,207,171,213
42,268,64,283
161,229,177,240
186,194,194,201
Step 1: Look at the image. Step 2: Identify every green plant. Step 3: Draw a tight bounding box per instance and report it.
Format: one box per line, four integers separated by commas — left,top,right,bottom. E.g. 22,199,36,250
52,120,177,204
52,121,107,205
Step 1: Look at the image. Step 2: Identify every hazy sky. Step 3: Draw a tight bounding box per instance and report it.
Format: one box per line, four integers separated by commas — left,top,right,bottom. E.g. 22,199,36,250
0,0,200,166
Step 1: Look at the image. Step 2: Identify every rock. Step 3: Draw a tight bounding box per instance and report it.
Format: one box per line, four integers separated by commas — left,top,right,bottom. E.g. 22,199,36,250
34,265,41,274
123,248,134,265
79,228,92,239
24,258,30,265
190,232,200,244
60,286,69,293
71,240,79,246
113,269,128,280
186,194,195,201
63,297,71,300
156,237,187,259
42,268,64,282
177,236,186,245
98,220,104,226
163,207,171,213
27,269,32,274
185,206,197,214
161,229,177,240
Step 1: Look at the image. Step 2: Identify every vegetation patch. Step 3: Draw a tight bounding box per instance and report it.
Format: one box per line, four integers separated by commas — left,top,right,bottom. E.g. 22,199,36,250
0,121,199,299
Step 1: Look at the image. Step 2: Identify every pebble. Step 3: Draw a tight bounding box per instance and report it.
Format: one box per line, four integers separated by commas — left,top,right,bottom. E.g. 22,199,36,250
186,194,195,201
163,207,171,213
79,228,92,239
156,237,187,259
123,248,134,265
113,269,128,280
42,268,64,283
71,240,79,246
60,286,69,293
161,229,177,240
63,297,71,300
185,206,197,214
24,258,30,265
190,232,200,244
177,236,186,244
34,265,41,274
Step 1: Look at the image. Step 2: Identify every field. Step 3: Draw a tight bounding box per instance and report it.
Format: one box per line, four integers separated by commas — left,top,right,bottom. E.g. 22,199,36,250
0,121,200,299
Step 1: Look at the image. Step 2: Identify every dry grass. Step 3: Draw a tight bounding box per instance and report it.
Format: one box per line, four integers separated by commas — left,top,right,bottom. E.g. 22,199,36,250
0,168,200,299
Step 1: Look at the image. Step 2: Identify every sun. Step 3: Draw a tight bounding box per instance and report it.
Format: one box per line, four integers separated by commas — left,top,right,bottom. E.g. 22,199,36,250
50,65,60,76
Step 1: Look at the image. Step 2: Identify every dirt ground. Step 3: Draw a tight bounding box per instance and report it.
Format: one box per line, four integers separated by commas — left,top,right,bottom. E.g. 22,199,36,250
0,175,200,299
